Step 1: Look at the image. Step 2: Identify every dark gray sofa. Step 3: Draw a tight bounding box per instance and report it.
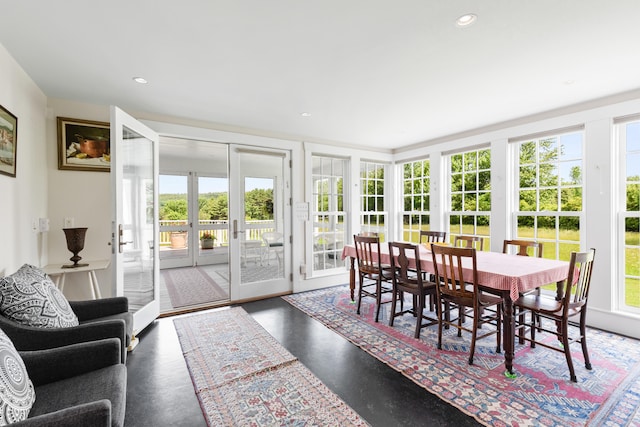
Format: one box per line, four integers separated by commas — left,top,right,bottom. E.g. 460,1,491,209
14,338,126,427
0,297,133,363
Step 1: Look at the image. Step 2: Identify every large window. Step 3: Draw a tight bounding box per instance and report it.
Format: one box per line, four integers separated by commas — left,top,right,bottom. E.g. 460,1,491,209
359,161,387,240
618,118,640,312
447,148,491,247
400,159,430,243
312,156,346,272
513,130,583,260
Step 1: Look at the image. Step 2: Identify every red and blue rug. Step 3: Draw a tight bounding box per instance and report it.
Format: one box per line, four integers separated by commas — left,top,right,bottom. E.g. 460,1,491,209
174,307,369,426
283,285,640,427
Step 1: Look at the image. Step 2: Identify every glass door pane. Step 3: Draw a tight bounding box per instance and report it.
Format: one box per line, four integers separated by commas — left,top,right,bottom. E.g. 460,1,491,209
242,176,282,282
111,106,159,334
197,175,229,265
159,174,191,269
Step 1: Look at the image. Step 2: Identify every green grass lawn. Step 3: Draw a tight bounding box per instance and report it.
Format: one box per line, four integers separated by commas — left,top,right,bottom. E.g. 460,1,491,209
401,224,640,308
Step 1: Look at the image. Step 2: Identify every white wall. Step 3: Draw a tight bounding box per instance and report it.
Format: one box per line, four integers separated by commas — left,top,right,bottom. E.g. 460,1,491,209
0,44,48,275
45,99,112,300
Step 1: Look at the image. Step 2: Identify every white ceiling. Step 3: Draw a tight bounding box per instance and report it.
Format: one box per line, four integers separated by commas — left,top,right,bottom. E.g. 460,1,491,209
2,1,640,151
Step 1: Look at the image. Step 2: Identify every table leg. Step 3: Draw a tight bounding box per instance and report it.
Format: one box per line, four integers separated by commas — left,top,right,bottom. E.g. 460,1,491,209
89,271,102,299
502,296,516,377
49,273,62,290
349,257,355,302
59,274,66,293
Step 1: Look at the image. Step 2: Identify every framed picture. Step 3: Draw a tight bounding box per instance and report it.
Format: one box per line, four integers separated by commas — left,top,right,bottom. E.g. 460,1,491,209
57,117,110,172
0,104,18,178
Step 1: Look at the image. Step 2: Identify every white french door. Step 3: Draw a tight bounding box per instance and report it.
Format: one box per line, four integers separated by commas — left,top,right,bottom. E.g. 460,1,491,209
110,106,160,335
158,172,228,269
229,146,291,300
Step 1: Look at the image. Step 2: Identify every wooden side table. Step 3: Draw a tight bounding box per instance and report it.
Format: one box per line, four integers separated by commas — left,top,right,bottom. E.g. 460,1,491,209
42,259,111,299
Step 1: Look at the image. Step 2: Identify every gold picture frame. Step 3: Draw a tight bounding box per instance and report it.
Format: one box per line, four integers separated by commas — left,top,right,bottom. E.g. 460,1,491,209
0,104,18,178
57,116,110,172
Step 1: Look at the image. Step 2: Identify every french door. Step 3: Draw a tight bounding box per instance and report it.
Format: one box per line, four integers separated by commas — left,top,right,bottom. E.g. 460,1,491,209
157,139,291,303
110,106,160,335
229,146,291,300
158,173,227,269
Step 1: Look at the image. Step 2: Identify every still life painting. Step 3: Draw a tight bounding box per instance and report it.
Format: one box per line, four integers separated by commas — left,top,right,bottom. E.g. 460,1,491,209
57,116,110,172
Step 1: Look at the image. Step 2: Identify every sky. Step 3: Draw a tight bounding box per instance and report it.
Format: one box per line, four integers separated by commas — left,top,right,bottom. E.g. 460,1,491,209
159,175,272,194
628,122,640,178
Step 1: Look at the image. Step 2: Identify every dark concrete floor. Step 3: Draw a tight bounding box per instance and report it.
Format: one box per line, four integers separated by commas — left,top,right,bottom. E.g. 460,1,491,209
125,296,482,427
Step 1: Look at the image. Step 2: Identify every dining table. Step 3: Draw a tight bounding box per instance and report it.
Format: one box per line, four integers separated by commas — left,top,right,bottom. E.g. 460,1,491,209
341,243,571,377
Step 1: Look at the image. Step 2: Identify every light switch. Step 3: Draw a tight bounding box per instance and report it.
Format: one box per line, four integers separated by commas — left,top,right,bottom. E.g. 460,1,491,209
38,218,50,232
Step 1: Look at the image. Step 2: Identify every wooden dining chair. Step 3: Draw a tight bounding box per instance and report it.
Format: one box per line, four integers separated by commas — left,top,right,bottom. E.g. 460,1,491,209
504,239,544,331
387,241,437,339
419,230,447,244
453,235,484,251
418,230,446,310
503,239,543,258
430,244,502,365
514,248,596,382
353,234,394,322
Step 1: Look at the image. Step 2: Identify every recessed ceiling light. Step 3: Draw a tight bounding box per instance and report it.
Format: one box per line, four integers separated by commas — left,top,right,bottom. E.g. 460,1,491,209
300,112,311,117
133,77,148,84
455,13,477,27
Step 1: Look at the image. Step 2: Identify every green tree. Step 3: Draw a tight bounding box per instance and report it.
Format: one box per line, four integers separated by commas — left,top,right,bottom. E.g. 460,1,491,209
627,180,640,230
244,188,273,220
160,199,187,220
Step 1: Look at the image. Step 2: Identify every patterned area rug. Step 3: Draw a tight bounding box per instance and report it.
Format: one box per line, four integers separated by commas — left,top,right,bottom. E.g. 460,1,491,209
174,307,370,426
283,285,640,427
161,266,228,308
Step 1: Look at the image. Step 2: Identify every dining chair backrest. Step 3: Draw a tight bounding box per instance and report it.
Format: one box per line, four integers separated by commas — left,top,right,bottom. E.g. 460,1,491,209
564,248,596,311
419,230,447,244
430,244,477,299
353,234,383,276
387,241,425,291
358,231,379,238
503,239,543,258
453,235,484,251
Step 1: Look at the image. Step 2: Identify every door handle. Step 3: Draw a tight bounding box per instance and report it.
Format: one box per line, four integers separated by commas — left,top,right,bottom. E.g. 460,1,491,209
233,220,245,239
118,224,133,253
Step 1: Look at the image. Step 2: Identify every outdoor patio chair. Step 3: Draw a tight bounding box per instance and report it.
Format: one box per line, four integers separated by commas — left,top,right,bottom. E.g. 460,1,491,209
514,248,596,382
262,232,284,267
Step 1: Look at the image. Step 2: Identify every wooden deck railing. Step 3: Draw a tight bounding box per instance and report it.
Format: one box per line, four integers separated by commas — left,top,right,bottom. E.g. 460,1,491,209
159,219,275,246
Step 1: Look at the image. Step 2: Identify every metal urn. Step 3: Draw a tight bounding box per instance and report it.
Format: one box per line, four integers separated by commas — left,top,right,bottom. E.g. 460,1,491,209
62,227,89,268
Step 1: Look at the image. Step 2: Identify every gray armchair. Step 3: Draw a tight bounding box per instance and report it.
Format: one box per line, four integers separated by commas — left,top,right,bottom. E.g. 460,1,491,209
14,338,126,427
0,297,133,363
